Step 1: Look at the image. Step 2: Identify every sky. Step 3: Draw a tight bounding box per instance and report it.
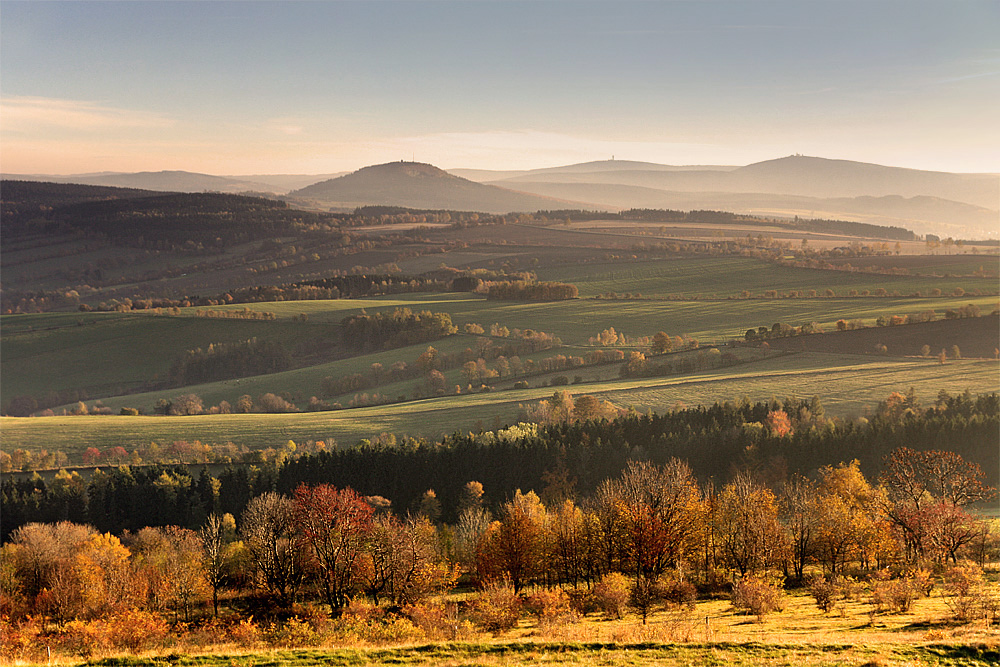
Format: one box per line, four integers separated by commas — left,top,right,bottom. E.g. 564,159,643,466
1,0,998,175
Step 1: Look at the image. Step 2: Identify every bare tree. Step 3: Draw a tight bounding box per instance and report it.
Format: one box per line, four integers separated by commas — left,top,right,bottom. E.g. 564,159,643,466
779,475,818,582
240,492,305,607
199,513,234,617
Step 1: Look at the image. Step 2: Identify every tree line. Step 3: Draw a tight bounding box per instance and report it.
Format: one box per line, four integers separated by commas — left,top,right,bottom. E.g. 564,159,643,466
4,390,995,545
168,338,292,386
340,308,458,353
485,281,579,302
1,444,994,661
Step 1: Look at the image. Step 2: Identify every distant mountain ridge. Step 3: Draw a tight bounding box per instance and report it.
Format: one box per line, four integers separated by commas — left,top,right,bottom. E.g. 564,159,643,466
1,170,342,195
7,155,997,236
474,155,999,237
286,161,599,213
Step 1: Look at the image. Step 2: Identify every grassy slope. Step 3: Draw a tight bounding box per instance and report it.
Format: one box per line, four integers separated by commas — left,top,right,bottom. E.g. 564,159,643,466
2,292,996,410
533,256,998,298
3,354,996,454
161,292,998,343
0,311,341,401
71,643,1000,667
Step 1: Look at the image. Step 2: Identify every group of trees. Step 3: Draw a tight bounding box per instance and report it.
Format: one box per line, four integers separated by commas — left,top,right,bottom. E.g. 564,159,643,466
3,446,994,635
473,452,993,603
485,280,579,302
48,193,326,252
5,390,995,545
1,481,452,623
617,347,742,379
745,322,823,341
340,308,458,353
168,338,292,386
320,325,565,402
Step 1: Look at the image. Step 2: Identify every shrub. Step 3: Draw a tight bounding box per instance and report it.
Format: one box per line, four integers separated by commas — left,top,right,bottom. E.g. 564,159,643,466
266,616,319,648
944,562,999,623
592,572,631,619
837,575,863,601
228,616,263,648
662,577,698,610
525,587,578,629
470,579,521,633
52,610,170,658
565,587,599,615
731,574,785,620
629,576,664,623
0,616,43,663
809,575,838,613
907,567,935,598
870,573,916,614
405,599,474,640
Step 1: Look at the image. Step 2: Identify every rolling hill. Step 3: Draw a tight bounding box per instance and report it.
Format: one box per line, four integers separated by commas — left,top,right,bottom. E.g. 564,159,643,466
3,170,346,195
286,161,603,213
1,170,278,194
475,156,999,237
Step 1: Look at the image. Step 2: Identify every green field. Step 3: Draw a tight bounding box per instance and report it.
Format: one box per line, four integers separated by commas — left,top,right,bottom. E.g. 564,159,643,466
0,311,345,401
533,256,998,298
3,354,996,456
3,290,997,410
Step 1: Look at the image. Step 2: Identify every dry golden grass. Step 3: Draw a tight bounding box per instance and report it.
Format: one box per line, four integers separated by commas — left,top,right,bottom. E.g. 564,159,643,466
9,588,997,667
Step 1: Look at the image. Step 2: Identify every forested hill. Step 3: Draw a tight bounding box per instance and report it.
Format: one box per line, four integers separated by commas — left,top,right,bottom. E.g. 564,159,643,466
2,181,342,249
1,180,162,227
288,161,592,213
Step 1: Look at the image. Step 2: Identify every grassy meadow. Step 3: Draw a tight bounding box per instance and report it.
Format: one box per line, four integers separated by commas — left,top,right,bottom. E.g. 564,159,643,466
533,256,998,298
2,252,998,460
4,290,995,409
3,354,996,456
16,588,1000,666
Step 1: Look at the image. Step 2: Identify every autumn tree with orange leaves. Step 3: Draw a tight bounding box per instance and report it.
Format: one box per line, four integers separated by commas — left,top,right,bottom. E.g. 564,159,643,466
292,483,374,612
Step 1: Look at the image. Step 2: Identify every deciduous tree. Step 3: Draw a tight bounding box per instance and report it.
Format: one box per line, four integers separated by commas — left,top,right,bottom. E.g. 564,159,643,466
291,484,373,611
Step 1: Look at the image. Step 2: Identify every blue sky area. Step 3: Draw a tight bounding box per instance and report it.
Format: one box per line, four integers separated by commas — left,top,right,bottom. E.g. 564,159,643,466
2,0,997,174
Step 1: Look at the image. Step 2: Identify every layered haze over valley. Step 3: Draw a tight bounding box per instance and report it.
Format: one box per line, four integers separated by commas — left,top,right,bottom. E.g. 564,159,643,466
8,154,997,238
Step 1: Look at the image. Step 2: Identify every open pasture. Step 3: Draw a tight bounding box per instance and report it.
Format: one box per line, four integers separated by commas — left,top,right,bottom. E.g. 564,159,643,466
0,311,340,403
179,292,999,346
533,256,998,299
824,253,999,277
39,332,492,416
763,315,1000,359
4,291,997,407
3,354,996,457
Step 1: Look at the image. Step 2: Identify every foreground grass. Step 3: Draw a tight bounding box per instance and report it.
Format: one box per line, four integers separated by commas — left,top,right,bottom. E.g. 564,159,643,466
30,591,1000,666
66,641,1000,667
6,586,999,666
2,354,997,456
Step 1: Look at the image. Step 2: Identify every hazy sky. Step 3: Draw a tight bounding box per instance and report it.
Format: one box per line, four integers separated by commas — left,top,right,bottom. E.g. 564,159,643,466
2,0,998,174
